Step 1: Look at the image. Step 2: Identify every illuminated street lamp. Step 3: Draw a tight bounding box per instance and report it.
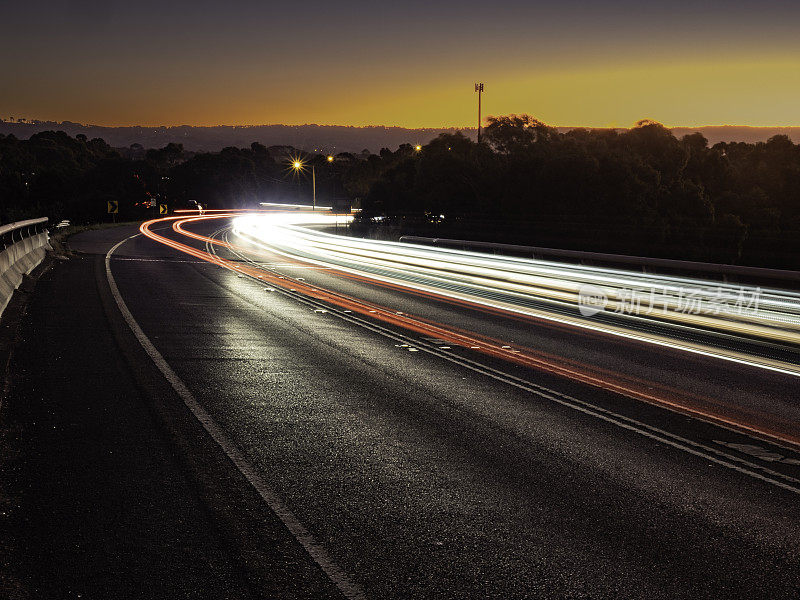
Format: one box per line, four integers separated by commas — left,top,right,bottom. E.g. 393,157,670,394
327,155,334,162
291,158,316,210
415,145,422,152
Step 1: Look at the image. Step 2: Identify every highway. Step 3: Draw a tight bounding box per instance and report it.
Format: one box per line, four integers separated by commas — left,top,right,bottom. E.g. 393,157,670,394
51,211,800,597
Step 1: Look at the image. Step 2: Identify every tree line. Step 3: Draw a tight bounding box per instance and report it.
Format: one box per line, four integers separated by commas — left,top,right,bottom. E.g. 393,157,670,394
0,133,350,224
1,118,798,269
357,117,800,269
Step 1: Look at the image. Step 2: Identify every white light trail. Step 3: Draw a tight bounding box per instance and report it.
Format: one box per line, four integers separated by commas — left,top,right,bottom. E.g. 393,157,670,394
232,212,800,376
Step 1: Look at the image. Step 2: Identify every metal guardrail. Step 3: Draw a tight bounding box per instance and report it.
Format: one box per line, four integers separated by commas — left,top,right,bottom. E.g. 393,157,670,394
0,217,51,317
398,235,800,286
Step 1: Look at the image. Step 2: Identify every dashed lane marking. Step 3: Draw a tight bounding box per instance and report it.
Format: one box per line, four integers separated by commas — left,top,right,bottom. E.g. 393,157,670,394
714,440,800,465
213,227,800,497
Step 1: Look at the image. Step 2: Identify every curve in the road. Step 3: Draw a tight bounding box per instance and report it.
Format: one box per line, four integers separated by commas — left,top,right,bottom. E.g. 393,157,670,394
133,214,800,473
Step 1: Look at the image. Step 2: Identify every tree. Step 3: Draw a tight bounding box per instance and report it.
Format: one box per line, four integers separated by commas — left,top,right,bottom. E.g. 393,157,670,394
484,114,557,154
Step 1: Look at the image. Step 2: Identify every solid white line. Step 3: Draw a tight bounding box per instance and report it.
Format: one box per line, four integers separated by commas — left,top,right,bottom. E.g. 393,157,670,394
111,257,208,264
105,234,365,600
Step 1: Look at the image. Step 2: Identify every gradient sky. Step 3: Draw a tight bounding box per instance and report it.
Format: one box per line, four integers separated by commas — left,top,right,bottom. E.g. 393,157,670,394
4,0,800,127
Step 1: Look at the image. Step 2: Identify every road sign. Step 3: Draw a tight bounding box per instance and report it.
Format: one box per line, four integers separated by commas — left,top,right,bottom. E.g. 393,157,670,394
107,200,118,214
159,204,168,215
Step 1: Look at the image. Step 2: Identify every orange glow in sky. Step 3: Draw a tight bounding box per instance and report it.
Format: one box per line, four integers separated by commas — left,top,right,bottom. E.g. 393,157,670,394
3,1,800,128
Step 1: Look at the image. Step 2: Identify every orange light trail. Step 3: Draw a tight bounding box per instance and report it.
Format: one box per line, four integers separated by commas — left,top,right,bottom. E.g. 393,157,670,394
138,214,800,450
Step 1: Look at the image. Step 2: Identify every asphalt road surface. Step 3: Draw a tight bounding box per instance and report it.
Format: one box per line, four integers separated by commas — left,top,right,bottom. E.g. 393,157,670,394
5,216,800,599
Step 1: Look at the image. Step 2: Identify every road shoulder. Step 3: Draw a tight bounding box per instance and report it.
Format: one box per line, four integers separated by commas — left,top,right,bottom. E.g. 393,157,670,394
1,226,341,599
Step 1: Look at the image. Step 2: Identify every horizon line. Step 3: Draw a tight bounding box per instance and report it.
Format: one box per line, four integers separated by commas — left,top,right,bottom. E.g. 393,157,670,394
4,119,800,131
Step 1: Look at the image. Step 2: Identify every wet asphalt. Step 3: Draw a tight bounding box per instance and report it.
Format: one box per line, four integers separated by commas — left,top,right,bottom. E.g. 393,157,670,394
3,221,800,599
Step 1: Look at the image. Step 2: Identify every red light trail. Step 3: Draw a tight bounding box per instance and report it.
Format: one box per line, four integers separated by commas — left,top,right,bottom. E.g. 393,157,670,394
138,214,800,450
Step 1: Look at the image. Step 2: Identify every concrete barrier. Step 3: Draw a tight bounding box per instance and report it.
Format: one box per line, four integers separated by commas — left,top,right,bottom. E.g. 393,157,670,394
0,217,50,318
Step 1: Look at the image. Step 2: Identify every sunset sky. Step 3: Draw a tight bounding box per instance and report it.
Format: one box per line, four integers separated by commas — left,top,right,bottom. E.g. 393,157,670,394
4,0,800,127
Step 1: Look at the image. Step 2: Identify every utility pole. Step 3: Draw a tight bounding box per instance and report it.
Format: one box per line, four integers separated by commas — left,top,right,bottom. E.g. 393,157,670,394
475,82,484,143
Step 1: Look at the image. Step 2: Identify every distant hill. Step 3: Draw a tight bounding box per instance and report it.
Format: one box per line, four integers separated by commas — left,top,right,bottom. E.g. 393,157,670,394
0,121,468,154
557,126,800,145
647,126,800,146
1,120,798,153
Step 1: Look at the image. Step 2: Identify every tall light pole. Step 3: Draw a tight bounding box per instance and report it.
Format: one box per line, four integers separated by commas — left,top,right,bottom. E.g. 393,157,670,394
292,159,316,210
475,82,484,143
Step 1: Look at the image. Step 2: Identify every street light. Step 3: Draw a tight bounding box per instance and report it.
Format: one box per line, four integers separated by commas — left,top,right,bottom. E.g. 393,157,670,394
291,158,316,210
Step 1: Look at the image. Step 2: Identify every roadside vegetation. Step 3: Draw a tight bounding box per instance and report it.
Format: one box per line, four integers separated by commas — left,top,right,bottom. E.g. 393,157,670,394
1,117,798,269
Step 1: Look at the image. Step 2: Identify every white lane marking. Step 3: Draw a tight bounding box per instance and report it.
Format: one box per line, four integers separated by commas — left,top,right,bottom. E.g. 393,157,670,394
714,440,800,465
234,230,800,378
215,229,800,496
110,257,207,264
257,264,336,269
220,227,800,454
330,308,800,494
106,234,365,600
